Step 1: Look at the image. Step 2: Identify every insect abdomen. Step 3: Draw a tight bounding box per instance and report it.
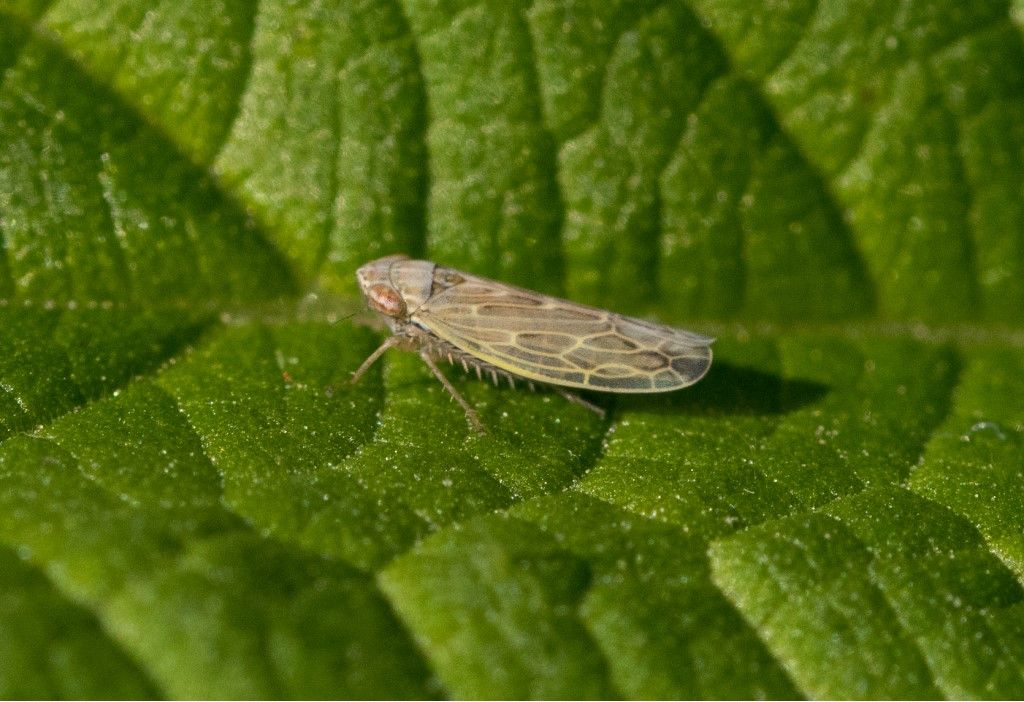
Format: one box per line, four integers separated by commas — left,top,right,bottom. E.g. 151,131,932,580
418,332,527,388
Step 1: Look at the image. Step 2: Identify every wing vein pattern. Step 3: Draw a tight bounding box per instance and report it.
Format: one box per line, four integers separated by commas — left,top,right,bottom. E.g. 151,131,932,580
413,271,713,392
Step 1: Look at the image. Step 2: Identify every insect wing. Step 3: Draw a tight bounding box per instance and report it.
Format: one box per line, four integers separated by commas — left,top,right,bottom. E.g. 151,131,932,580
412,273,713,392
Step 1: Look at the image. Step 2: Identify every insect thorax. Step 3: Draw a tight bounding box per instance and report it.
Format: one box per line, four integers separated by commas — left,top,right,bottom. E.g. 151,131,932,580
387,260,435,309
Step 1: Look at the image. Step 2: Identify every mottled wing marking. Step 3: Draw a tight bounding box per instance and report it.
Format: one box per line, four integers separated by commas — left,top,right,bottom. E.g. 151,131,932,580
412,271,713,392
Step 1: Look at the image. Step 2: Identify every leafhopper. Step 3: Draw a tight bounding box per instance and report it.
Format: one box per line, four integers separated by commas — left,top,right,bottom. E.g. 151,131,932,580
352,255,713,432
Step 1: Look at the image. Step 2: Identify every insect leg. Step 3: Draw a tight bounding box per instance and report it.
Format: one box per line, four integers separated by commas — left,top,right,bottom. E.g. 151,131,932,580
555,388,607,419
419,351,485,433
349,335,403,384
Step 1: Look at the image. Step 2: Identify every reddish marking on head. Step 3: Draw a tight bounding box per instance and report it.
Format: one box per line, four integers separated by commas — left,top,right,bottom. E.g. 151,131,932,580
367,284,406,317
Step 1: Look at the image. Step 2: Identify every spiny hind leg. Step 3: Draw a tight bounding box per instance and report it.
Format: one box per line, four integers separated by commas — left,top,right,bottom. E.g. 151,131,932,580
349,335,403,384
555,387,606,419
419,351,485,433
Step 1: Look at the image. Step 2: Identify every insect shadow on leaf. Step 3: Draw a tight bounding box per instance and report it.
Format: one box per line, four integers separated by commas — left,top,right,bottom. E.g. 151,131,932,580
614,361,829,418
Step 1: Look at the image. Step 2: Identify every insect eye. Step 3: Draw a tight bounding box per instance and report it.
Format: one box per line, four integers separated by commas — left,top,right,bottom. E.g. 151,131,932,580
367,284,406,317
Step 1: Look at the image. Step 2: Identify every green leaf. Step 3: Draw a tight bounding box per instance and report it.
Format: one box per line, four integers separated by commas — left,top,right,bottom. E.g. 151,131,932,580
1,0,1023,698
